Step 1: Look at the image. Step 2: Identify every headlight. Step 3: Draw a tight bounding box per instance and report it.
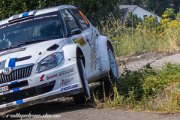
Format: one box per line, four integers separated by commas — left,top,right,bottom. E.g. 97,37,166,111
37,52,64,73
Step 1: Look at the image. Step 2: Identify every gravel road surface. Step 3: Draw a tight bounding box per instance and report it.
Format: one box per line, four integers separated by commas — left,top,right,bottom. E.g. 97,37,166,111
121,53,180,71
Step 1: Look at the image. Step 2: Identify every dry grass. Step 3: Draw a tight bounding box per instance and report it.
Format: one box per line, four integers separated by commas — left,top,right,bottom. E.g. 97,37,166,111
94,64,180,112
99,16,180,56
148,82,180,112
95,13,180,112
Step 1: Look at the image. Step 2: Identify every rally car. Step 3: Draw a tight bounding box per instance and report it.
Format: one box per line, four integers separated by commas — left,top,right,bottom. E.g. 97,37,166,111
0,5,119,113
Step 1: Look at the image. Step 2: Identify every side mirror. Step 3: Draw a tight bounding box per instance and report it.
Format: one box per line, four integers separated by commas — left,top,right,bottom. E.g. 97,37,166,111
69,28,82,36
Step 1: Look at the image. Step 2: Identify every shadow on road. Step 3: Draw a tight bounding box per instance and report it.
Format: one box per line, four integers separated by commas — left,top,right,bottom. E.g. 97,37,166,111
1,98,93,120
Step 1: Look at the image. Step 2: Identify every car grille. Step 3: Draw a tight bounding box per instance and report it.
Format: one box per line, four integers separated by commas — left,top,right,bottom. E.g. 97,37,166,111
0,65,33,84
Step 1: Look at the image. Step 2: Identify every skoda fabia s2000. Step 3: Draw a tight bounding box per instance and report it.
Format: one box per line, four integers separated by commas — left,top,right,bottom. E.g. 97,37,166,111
0,5,119,113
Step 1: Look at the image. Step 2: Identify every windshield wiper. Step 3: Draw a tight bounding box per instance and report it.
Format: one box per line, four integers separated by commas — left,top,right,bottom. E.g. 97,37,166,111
17,39,48,47
0,46,17,51
0,37,59,51
0,40,47,51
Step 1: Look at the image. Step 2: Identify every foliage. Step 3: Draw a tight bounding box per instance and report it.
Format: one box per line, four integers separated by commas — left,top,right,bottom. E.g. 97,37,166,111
100,10,180,56
125,12,142,28
97,9,180,111
162,8,176,19
0,0,120,25
95,64,180,111
0,0,179,25
176,13,180,20
139,15,159,30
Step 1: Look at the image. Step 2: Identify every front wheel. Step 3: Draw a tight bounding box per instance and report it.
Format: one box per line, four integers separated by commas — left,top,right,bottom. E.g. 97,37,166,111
73,59,90,104
103,45,119,97
108,45,119,80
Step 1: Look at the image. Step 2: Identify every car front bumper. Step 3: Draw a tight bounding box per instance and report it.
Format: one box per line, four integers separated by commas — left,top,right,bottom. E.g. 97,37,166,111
0,60,83,115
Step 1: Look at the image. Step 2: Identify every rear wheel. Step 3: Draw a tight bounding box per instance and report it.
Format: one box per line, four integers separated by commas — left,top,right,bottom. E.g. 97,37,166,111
73,58,90,104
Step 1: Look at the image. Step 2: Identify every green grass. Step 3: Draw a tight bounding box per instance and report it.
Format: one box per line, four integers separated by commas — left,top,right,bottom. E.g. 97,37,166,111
95,14,180,112
94,64,180,112
99,17,180,56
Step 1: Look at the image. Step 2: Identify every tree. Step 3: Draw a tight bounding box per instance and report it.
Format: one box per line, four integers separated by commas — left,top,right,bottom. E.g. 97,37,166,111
0,0,120,25
162,8,175,19
126,12,142,28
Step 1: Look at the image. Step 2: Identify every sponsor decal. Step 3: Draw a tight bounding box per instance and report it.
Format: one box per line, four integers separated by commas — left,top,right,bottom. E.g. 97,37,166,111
59,68,74,76
73,36,86,46
16,100,24,105
61,84,78,92
40,74,45,81
0,86,9,93
46,68,75,80
46,74,58,80
12,88,20,93
60,77,75,87
8,58,16,68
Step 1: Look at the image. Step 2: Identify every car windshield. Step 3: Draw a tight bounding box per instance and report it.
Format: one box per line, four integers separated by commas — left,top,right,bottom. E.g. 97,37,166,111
0,12,63,51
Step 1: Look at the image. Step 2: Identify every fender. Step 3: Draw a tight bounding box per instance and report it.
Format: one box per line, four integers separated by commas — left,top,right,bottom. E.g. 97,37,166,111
97,35,112,73
62,44,82,60
62,44,85,68
63,44,89,97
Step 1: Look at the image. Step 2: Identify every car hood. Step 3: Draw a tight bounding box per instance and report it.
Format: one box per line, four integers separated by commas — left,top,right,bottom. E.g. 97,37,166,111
0,38,66,70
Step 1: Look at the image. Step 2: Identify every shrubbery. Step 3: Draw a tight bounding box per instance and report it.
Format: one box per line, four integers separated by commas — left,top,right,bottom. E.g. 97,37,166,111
95,64,180,112
0,0,119,25
100,9,180,56
95,8,180,112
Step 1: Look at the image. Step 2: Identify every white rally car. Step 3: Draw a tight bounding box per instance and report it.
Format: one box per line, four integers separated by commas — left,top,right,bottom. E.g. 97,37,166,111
0,5,119,113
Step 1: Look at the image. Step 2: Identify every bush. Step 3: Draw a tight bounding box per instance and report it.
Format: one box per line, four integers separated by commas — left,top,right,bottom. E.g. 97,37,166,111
99,12,180,56
0,0,120,25
95,64,180,112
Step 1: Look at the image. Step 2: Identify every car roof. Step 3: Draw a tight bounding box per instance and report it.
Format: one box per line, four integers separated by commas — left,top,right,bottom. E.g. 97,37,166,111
0,5,77,25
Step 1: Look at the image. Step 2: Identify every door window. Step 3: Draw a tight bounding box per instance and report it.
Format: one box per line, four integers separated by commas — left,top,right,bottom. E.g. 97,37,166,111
70,9,89,30
61,9,79,34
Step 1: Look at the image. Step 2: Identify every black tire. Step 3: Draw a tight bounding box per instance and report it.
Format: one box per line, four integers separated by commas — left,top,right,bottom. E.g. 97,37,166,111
73,92,86,105
102,45,119,98
107,45,119,81
73,59,90,104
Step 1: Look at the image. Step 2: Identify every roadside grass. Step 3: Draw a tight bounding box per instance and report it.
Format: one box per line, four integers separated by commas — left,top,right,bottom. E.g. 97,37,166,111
99,15,180,57
94,11,180,112
93,64,180,112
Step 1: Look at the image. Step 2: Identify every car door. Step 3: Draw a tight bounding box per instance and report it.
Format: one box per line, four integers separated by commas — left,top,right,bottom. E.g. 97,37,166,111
61,9,95,78
69,9,99,77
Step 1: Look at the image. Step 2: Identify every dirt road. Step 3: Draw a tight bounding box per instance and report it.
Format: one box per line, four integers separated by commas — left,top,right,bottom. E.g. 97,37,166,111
2,53,180,120
119,52,180,72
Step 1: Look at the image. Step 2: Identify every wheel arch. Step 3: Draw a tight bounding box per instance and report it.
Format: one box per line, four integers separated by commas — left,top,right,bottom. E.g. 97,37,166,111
76,47,90,99
76,47,85,67
62,44,85,64
97,35,112,72
63,44,89,97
